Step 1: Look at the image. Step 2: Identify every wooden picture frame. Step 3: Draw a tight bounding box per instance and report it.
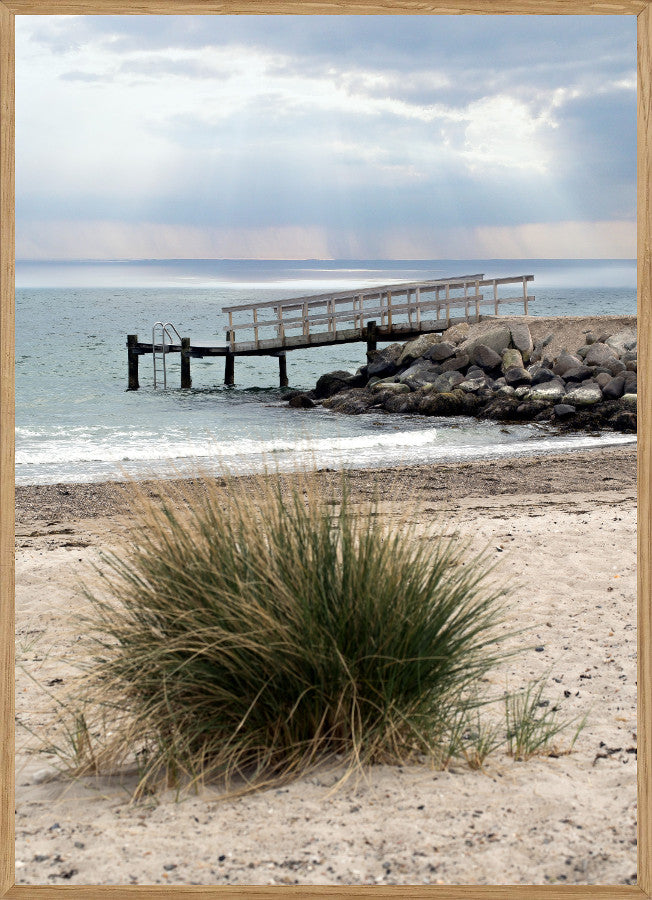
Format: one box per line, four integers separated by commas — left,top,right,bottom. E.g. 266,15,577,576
1,2,649,897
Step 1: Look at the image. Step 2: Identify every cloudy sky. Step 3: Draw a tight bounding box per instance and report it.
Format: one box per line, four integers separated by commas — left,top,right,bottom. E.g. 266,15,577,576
16,15,636,260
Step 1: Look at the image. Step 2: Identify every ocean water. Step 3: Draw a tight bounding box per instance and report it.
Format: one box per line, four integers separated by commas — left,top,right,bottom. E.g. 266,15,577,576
16,258,637,485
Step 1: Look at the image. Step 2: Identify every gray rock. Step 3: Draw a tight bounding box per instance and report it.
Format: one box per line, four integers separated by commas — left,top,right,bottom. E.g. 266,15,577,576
621,393,637,411
315,370,353,399
576,345,590,359
584,331,597,345
529,365,556,385
441,352,470,373
496,385,516,396
397,359,442,390
584,342,618,367
514,385,531,399
509,323,533,357
502,348,524,372
565,386,603,406
600,357,627,376
504,366,532,387
625,359,637,373
554,403,576,419
459,377,486,393
624,371,638,393
441,322,470,345
397,333,442,366
424,340,456,362
595,372,612,389
562,365,592,382
602,374,626,399
323,389,375,414
431,371,466,393
553,352,583,377
472,344,502,370
459,325,511,357
528,382,566,403
606,331,637,356
289,393,316,409
371,381,410,394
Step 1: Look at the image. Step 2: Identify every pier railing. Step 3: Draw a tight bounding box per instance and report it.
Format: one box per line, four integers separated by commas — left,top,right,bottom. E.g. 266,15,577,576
222,274,534,352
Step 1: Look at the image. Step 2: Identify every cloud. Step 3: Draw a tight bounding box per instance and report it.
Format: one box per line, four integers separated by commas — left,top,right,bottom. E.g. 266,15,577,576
16,15,636,260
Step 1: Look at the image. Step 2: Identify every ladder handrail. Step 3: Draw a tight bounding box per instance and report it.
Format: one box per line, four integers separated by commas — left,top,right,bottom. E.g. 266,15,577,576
152,321,183,388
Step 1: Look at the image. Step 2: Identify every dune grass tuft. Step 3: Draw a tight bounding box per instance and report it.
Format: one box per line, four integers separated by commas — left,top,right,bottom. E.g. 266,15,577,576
46,470,579,795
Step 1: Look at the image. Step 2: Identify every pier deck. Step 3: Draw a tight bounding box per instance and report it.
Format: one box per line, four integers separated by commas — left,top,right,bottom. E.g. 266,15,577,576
126,273,534,389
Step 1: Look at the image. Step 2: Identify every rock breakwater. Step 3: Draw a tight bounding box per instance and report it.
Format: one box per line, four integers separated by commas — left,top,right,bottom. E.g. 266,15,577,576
285,318,637,433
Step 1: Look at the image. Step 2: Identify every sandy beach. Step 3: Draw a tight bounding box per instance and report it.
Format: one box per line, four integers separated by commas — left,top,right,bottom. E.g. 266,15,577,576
15,445,637,886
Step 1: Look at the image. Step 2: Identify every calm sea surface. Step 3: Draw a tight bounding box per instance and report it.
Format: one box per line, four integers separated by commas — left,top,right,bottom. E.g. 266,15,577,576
16,259,637,485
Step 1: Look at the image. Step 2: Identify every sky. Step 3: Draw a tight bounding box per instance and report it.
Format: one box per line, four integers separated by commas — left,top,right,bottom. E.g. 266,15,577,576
16,15,636,261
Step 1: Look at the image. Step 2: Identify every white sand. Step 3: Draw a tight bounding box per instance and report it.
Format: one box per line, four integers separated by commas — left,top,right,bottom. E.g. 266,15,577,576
15,474,636,886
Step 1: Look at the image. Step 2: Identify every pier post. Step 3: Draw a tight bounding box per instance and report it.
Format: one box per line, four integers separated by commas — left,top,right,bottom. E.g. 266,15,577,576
127,334,139,390
278,352,288,388
366,320,377,361
224,331,235,385
181,337,192,389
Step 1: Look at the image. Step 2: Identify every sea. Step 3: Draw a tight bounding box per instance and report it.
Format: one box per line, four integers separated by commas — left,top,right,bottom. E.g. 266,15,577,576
16,258,637,486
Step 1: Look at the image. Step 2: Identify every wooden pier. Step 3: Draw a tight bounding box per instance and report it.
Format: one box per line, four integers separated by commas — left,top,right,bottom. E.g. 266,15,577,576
126,273,534,389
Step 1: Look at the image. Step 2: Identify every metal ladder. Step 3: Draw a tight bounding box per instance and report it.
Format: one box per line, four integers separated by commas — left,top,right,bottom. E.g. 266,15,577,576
152,322,182,388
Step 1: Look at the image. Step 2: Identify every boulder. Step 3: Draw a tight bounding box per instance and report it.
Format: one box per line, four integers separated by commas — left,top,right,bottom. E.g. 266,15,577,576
602,374,626,399
459,377,486,393
371,381,410,394
553,403,576,419
624,371,638,394
553,352,583,377
515,400,549,420
502,348,524,373
529,365,556,385
565,386,603,406
367,344,402,378
621,393,637,411
424,340,456,362
441,322,470,345
600,357,627,377
383,392,420,414
397,333,442,366
504,366,532,387
496,385,516,396
397,359,442,390
315,370,353,399
528,382,566,403
441,352,470,373
595,372,612,389
513,385,531,399
584,332,597,345
509,323,533,358
561,365,592,382
322,389,375,414
472,344,502,370
430,371,466,393
606,331,637,356
460,325,511,357
288,393,315,409
584,342,618,367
